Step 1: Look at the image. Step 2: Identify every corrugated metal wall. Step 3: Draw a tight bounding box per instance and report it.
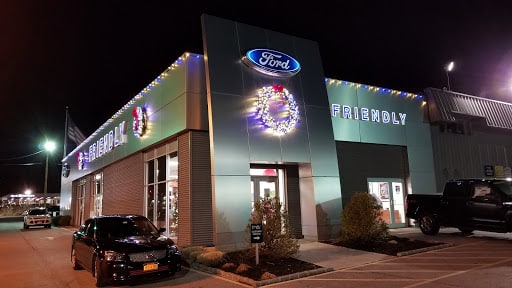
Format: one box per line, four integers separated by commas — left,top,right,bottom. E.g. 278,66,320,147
177,133,191,246
189,131,214,246
177,131,213,247
431,127,512,192
102,153,144,215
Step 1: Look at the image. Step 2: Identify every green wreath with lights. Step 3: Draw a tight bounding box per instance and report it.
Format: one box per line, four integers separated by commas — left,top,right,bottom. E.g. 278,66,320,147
256,85,299,135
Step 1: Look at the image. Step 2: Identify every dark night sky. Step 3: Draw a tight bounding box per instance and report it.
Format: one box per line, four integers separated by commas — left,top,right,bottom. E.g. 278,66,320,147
1,0,512,196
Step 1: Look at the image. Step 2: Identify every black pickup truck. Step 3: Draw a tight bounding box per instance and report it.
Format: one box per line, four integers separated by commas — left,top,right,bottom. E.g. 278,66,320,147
406,178,512,235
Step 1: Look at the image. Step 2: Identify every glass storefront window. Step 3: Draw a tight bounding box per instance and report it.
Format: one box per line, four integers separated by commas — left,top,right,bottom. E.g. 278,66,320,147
94,173,103,217
147,161,155,185
157,156,166,182
145,151,178,239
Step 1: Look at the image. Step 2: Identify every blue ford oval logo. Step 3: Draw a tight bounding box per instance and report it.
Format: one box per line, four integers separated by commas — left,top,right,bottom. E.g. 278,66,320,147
242,49,301,77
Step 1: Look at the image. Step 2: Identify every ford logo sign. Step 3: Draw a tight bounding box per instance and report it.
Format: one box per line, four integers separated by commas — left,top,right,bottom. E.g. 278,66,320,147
242,49,301,77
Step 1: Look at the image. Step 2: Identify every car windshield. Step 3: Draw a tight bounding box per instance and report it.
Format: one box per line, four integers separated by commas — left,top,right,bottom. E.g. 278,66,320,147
96,217,160,239
28,209,47,216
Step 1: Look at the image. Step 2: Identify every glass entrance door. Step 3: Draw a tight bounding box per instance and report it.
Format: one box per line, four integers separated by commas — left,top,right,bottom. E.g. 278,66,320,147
250,168,285,210
251,175,278,208
368,178,406,228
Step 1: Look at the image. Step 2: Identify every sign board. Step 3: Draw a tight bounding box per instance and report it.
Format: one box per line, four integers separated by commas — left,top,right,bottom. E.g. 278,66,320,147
250,224,263,243
505,167,512,178
484,165,494,177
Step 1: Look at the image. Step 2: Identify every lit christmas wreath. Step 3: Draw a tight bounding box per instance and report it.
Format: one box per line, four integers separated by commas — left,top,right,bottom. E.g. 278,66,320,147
132,106,147,138
256,84,299,135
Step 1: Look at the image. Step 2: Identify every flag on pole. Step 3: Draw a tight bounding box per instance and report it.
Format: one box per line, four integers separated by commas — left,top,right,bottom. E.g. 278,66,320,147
67,115,86,146
63,107,87,158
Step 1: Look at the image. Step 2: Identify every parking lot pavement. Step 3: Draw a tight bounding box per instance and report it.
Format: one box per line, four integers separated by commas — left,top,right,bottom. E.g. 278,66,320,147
274,228,512,288
4,220,512,288
0,222,248,288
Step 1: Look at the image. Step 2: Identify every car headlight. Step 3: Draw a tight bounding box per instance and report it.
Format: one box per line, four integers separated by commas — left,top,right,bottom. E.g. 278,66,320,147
168,245,180,256
104,250,126,261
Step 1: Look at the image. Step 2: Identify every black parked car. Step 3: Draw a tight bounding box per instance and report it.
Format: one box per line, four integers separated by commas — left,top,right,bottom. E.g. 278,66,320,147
71,214,181,287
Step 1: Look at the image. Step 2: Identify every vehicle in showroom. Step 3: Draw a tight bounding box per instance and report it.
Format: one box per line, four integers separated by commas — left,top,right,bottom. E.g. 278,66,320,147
22,207,51,229
71,214,181,287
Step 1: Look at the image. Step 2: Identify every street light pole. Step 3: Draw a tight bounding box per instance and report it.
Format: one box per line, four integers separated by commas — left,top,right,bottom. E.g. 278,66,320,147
44,152,49,208
445,61,454,91
43,141,56,208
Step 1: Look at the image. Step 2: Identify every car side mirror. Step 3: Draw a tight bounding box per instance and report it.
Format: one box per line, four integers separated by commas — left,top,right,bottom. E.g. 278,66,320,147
158,227,166,233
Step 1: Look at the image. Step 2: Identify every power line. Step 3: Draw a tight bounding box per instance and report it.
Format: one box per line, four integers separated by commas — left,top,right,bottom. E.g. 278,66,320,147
0,162,42,166
0,150,44,162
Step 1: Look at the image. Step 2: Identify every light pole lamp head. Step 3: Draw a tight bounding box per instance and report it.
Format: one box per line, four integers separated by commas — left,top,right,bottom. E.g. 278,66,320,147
445,61,454,72
43,141,56,153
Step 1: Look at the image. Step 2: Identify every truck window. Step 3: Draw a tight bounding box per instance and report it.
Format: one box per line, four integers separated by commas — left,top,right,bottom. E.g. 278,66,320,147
494,181,512,197
443,181,466,197
473,183,491,198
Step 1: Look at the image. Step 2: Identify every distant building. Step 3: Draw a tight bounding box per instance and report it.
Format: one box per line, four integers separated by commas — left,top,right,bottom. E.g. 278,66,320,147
1,193,60,207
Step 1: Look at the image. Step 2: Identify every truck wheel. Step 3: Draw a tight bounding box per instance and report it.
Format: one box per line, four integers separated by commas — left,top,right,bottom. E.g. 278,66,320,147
419,213,440,235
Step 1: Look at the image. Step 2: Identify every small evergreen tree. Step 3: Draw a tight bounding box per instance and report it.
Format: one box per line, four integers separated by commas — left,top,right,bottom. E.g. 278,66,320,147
249,197,299,259
339,192,389,247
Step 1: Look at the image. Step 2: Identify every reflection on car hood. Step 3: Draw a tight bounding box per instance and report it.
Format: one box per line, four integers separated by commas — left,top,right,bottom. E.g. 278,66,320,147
101,235,174,252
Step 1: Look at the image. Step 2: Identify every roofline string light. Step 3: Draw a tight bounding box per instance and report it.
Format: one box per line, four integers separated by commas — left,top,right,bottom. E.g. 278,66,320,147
65,52,202,160
325,78,424,101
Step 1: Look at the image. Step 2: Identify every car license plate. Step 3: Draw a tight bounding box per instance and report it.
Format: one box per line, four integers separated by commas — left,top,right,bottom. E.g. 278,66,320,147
143,262,158,271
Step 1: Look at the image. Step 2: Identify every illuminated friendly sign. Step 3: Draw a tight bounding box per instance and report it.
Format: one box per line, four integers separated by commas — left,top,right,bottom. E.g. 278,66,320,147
331,104,407,125
81,121,127,167
242,49,301,77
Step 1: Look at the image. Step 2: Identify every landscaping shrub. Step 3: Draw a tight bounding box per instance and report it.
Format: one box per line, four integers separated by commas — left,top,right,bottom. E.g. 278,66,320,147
196,250,225,266
249,197,299,259
339,192,389,247
52,215,72,226
180,246,205,260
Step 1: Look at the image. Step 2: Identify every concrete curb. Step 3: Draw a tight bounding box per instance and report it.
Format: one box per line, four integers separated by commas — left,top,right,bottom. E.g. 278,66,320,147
396,242,455,256
189,262,334,287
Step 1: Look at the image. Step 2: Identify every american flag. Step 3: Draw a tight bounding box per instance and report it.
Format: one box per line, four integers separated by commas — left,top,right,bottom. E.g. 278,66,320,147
67,115,86,145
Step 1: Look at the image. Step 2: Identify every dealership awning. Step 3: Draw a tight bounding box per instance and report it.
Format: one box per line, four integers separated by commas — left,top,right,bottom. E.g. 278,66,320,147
425,88,512,130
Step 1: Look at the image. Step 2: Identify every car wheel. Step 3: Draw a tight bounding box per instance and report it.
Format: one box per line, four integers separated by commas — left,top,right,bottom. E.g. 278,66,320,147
71,248,82,270
94,256,106,287
419,213,440,235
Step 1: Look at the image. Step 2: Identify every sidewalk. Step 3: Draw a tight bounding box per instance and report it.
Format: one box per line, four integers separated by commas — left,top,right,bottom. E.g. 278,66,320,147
293,227,447,269
293,239,392,270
